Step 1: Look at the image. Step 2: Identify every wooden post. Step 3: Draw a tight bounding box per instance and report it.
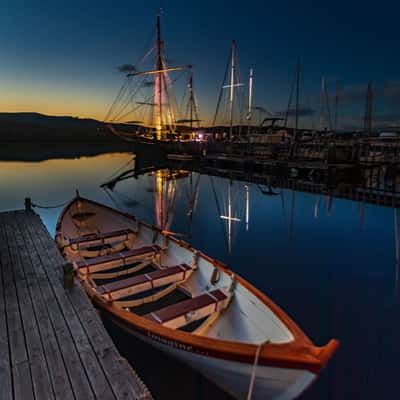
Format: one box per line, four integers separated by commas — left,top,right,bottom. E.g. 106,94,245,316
63,262,75,289
24,197,32,211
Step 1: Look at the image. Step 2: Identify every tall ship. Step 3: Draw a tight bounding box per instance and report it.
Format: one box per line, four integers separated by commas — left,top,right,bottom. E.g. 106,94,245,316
104,13,200,144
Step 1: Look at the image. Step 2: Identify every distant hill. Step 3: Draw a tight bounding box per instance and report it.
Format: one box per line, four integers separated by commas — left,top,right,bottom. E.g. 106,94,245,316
0,112,130,142
0,112,308,142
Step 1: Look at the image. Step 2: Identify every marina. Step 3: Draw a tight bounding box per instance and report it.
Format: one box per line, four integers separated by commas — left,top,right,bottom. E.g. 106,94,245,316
1,2,400,399
1,151,399,398
103,150,400,209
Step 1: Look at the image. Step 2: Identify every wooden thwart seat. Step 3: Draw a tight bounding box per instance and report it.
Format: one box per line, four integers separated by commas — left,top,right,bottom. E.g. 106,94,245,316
67,228,135,249
97,264,192,301
144,289,230,329
74,245,161,274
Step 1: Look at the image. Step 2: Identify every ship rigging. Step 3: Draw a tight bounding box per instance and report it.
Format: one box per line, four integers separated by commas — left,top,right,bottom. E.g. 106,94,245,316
104,12,199,142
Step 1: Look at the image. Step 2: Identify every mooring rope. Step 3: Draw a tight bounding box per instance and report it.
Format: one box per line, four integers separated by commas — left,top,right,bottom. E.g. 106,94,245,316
246,340,269,400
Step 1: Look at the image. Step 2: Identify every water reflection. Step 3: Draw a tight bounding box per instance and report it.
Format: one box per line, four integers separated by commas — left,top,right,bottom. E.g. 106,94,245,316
1,150,399,399
245,184,249,231
394,209,400,301
213,179,242,255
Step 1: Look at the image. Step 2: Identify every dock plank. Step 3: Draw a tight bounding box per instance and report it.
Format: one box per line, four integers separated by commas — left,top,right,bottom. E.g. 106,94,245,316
0,213,34,400
21,211,151,400
3,216,55,400
0,221,12,400
0,210,152,400
9,212,75,400
19,215,110,399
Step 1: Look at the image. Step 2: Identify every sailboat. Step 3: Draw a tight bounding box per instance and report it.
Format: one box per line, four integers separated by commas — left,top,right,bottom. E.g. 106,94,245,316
56,194,339,400
104,13,197,144
213,40,245,141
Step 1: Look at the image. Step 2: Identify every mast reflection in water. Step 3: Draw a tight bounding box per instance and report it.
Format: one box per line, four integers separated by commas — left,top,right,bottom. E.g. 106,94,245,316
1,151,399,399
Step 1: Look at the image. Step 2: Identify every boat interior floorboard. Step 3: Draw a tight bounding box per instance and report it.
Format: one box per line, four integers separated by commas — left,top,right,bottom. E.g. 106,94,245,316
93,264,156,286
83,243,115,252
178,316,209,333
117,283,171,302
130,288,190,316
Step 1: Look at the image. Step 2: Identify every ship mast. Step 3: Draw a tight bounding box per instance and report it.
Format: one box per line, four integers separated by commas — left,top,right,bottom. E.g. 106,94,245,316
319,77,325,131
229,40,236,141
319,77,332,132
156,13,163,137
189,72,194,132
212,40,244,140
364,81,373,136
294,57,301,141
247,68,253,136
105,12,191,140
334,80,339,133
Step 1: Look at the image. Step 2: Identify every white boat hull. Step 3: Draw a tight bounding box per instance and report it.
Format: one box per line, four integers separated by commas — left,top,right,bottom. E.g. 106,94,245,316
110,316,316,400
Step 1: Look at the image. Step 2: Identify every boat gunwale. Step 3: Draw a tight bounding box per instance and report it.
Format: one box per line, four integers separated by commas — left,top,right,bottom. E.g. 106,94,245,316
56,195,339,374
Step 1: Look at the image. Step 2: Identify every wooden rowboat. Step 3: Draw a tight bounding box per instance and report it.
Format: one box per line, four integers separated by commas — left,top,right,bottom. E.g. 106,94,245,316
56,195,339,400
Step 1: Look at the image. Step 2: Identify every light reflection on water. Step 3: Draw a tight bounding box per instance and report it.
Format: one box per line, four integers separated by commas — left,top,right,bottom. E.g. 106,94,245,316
1,151,399,400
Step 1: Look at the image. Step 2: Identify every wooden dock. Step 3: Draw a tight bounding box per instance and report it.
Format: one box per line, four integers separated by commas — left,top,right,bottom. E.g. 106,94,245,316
0,210,152,400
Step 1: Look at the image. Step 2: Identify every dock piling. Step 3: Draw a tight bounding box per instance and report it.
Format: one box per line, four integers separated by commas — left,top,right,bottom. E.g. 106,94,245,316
24,197,32,211
63,262,75,289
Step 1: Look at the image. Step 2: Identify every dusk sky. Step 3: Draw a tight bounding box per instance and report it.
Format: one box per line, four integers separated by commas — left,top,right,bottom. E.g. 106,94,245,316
1,0,400,128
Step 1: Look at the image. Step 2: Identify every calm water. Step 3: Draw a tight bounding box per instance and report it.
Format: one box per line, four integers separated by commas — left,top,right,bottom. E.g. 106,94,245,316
1,150,399,399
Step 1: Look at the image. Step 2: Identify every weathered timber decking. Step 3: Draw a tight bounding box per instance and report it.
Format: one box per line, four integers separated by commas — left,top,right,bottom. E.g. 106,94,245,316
0,210,152,400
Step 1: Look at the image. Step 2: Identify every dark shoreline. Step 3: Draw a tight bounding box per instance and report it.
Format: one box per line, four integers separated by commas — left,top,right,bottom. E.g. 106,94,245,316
0,141,133,162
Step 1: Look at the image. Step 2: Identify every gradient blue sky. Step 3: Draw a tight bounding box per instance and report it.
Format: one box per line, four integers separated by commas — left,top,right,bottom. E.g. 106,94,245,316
1,0,399,127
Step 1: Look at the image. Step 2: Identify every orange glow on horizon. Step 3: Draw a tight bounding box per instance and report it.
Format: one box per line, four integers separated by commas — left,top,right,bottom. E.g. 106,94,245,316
0,80,109,120
0,78,214,124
